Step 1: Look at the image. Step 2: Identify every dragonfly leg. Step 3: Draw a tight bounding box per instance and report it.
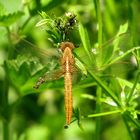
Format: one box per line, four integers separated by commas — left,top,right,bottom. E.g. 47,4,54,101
33,69,64,89
33,77,45,89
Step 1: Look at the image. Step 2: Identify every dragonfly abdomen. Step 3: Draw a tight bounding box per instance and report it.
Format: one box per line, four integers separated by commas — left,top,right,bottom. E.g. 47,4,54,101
60,42,75,127
64,72,72,125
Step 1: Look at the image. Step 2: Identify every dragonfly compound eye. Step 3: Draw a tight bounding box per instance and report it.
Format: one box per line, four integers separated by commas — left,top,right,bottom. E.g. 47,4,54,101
60,42,75,51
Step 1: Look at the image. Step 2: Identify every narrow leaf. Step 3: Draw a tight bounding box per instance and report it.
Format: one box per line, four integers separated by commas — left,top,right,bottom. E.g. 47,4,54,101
79,23,92,61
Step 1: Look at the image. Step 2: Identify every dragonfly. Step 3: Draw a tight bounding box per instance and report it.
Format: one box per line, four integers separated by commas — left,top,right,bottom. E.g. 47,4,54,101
11,31,137,128
12,32,79,127
33,41,75,127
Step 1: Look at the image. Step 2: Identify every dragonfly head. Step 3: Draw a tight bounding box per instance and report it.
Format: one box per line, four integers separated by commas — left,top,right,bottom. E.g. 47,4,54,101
60,42,75,52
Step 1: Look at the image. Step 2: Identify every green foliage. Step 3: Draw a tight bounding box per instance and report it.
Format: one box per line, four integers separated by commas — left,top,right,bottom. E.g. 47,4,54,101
0,2,24,26
0,2,7,15
0,0,140,140
36,12,77,46
0,11,24,26
79,22,93,62
4,55,40,95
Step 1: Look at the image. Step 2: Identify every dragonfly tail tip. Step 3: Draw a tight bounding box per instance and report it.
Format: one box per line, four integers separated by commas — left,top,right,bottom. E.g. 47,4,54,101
33,85,39,89
64,124,69,129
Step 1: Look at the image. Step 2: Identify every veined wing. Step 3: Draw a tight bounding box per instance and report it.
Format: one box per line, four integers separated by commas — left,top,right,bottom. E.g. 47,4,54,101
11,32,138,83
73,32,138,85
11,32,61,61
34,69,64,89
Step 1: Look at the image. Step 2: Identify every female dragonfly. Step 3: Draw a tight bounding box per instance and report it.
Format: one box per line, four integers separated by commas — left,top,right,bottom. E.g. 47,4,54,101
33,41,76,127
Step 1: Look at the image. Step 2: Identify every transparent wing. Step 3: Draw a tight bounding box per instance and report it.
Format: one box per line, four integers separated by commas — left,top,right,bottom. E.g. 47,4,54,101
34,69,64,89
73,31,138,88
11,31,138,87
11,32,61,62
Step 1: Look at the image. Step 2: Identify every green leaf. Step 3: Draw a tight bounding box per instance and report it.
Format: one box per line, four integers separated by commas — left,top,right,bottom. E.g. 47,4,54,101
0,2,7,16
4,55,43,94
4,54,64,95
102,22,129,65
116,77,140,96
0,11,24,26
116,77,134,89
36,19,50,27
73,108,84,130
102,43,114,65
116,77,140,106
75,57,87,75
5,60,30,87
79,23,92,61
113,22,128,52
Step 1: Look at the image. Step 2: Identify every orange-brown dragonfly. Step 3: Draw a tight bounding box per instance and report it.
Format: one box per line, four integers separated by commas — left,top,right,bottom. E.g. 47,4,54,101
33,41,75,127
11,31,137,128
12,32,79,127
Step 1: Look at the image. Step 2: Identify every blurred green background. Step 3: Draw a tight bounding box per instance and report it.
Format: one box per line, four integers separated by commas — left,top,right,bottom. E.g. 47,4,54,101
0,0,140,140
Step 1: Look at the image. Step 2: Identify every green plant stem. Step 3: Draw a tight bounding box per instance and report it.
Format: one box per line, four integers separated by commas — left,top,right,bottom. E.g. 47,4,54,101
96,0,102,48
122,115,135,140
128,0,138,46
87,69,122,107
1,27,15,140
127,71,140,103
2,67,9,140
6,27,14,59
20,16,31,31
125,113,140,129
3,120,9,140
95,87,102,140
19,1,32,31
105,46,140,69
87,110,121,118
94,1,103,139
